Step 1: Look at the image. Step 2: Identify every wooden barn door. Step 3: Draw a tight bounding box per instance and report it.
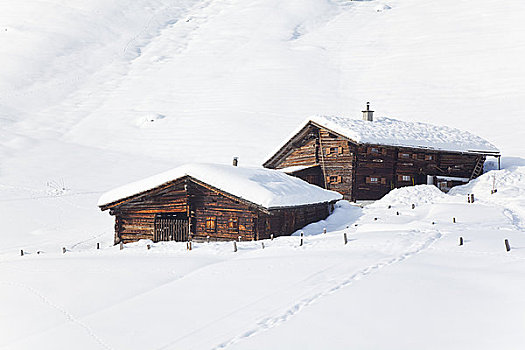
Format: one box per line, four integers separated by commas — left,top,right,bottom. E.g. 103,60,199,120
154,213,189,242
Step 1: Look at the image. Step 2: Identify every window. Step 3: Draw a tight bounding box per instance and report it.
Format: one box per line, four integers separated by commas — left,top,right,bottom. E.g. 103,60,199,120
425,154,434,161
366,176,387,185
368,147,386,156
327,175,342,184
412,153,419,160
398,175,412,182
325,146,343,156
399,153,410,159
228,217,239,231
205,217,216,232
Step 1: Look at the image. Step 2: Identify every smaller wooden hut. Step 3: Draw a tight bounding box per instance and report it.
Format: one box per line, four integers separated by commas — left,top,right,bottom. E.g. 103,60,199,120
98,163,342,244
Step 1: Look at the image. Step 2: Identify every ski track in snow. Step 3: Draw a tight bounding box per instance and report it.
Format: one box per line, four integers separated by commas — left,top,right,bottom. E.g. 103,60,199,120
151,228,442,350
0,281,114,350
210,229,442,350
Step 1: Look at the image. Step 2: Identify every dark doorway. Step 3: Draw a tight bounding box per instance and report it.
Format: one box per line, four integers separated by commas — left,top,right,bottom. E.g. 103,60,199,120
154,213,189,242
415,173,427,185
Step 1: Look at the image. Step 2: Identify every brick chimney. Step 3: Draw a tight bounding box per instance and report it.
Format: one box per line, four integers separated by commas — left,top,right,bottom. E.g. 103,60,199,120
362,102,374,121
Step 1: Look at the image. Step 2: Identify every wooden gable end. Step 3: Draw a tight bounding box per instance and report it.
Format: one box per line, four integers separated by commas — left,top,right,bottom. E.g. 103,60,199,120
263,122,320,169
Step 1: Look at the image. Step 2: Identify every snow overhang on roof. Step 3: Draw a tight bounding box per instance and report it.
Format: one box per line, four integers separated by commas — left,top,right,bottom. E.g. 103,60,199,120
264,115,500,165
276,164,319,174
98,163,342,209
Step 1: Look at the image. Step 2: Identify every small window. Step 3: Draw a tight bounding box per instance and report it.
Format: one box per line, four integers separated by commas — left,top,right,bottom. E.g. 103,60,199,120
412,154,419,160
425,154,434,161
325,146,343,155
327,175,342,184
399,153,410,159
398,175,412,182
228,217,239,231
368,147,386,156
366,176,386,184
205,217,216,231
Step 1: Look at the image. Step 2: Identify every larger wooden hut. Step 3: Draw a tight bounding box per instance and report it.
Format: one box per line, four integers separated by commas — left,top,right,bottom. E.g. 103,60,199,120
98,163,342,244
263,104,500,200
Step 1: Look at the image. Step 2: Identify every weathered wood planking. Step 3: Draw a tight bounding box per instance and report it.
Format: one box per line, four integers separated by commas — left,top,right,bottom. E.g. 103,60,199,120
264,122,489,201
102,175,336,245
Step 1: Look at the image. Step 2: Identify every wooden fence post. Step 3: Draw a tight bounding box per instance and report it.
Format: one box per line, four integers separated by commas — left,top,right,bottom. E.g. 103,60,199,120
300,231,304,247
62,247,66,254
233,241,237,252
459,237,463,246
261,242,265,249
97,243,100,249
344,232,348,245
412,204,415,209
119,242,123,251
471,194,475,203
147,244,151,250
505,239,511,252
453,217,456,223
20,250,24,256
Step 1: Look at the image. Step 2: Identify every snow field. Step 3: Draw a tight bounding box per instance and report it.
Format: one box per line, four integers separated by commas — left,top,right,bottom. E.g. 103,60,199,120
2,168,525,349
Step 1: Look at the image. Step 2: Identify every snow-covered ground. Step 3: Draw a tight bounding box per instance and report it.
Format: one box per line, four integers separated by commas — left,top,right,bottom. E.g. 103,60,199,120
1,0,525,348
2,168,525,349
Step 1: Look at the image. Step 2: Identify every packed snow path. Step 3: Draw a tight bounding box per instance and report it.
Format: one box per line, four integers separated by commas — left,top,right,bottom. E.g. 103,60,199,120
2,168,525,349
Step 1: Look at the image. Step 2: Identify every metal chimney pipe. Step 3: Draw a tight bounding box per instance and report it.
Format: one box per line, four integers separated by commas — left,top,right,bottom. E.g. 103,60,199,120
362,102,374,121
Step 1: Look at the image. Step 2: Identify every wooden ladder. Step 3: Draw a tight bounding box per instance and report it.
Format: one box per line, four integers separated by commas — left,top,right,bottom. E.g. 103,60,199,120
470,157,485,180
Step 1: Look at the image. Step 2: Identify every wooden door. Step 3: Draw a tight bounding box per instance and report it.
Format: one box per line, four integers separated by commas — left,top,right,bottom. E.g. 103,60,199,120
154,213,189,242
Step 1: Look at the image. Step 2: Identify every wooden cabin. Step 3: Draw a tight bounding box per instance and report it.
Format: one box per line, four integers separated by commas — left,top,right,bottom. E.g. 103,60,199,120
263,104,500,201
98,164,342,244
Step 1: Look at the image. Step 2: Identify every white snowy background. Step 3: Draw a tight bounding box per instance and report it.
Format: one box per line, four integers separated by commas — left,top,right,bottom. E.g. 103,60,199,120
1,0,524,349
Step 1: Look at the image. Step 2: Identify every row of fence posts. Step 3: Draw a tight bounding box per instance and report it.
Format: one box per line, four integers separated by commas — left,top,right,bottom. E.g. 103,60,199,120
16,225,350,256
18,214,514,255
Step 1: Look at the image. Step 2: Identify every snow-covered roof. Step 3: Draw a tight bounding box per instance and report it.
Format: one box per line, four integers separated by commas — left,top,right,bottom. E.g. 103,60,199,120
98,163,342,209
311,115,499,153
276,164,319,173
266,116,499,164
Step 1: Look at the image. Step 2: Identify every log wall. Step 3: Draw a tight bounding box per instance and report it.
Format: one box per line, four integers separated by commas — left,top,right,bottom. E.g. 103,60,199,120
266,123,487,201
111,181,188,243
188,181,258,242
258,202,333,239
